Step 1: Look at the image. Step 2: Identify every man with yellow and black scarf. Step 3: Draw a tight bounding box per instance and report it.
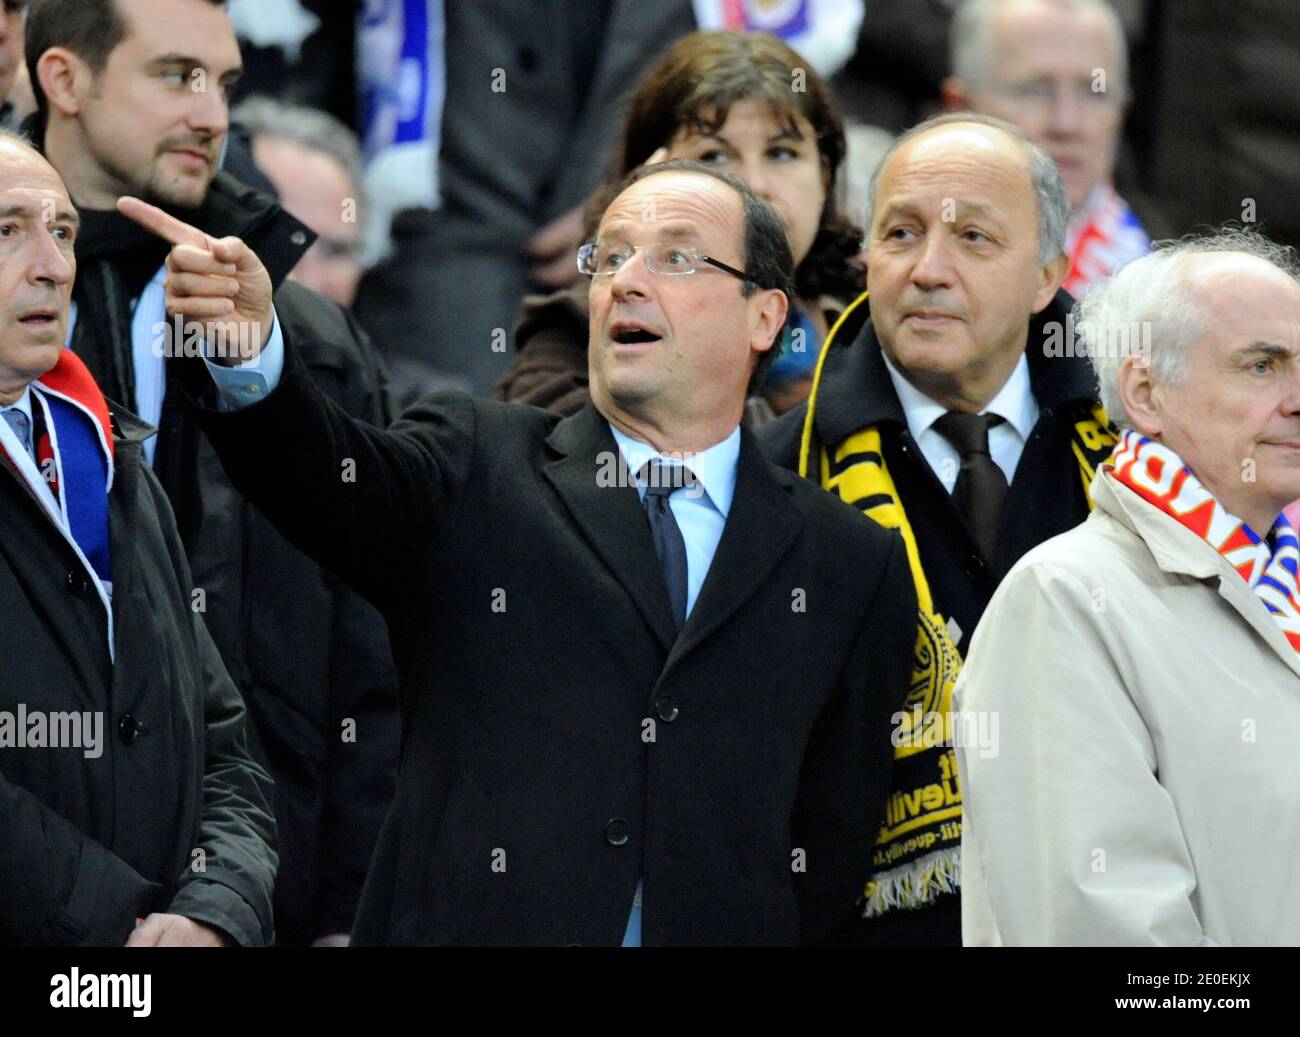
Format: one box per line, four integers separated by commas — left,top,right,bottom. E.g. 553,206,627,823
760,113,1117,945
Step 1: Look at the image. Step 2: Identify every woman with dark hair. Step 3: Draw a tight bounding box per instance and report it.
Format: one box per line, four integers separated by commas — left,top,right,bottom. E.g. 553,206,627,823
494,30,864,422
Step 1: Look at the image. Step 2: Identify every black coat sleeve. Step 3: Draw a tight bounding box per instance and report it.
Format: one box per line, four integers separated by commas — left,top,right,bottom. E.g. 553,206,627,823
791,528,918,945
0,774,159,945
173,322,477,616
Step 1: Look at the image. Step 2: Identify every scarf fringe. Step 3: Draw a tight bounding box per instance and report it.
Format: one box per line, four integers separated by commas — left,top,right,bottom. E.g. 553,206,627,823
862,847,961,918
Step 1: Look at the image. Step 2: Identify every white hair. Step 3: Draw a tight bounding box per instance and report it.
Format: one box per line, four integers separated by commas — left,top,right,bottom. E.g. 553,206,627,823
865,112,1069,265
950,0,1129,99
1078,228,1300,428
232,96,365,198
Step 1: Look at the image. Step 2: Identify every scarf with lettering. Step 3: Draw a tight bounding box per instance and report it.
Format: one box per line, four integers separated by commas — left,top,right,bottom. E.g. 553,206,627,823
1107,429,1300,651
799,290,1118,916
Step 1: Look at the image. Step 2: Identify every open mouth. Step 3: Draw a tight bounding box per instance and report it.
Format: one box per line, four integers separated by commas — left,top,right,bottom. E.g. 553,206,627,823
610,322,663,345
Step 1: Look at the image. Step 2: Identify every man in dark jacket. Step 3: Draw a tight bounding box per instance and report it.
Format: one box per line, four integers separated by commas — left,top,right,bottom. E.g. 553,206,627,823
125,160,919,946
0,131,275,947
761,114,1114,945
25,0,398,945
354,0,698,395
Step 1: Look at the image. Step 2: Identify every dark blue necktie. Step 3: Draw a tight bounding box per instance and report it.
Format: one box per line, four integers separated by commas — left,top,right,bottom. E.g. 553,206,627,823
639,460,693,633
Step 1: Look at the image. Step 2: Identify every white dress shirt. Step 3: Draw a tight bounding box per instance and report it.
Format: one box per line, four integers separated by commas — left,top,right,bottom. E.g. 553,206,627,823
881,349,1039,492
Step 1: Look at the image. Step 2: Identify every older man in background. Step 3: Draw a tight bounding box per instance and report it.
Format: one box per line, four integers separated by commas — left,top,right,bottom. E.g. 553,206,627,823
236,97,366,309
957,229,1300,945
943,0,1150,295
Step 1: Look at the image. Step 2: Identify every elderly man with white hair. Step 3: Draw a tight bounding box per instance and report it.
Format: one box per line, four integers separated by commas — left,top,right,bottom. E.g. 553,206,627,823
943,0,1150,295
954,228,1300,946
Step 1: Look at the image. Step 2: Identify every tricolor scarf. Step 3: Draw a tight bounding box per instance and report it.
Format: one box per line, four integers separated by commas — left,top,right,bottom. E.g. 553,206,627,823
0,350,116,651
1063,181,1151,297
798,291,1118,916
1107,429,1300,652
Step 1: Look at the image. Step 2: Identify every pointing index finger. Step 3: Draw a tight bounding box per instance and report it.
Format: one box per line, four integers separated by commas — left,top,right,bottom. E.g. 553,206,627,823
117,195,212,250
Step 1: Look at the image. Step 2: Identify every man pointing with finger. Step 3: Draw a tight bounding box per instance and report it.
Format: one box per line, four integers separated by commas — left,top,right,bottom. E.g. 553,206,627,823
123,158,920,946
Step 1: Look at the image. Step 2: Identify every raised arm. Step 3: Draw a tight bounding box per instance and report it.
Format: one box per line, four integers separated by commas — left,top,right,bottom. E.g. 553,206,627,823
117,197,476,612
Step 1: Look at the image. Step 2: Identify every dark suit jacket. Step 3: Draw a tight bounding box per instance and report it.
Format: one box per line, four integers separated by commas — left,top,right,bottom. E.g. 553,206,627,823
175,332,918,946
758,289,1105,944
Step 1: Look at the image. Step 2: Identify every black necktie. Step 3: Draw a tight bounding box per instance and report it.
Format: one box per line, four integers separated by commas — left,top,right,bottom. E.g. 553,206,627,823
639,460,693,632
932,411,1008,562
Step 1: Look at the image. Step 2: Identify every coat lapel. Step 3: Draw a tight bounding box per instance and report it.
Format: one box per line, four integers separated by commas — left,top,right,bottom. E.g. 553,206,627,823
667,430,803,668
543,403,678,652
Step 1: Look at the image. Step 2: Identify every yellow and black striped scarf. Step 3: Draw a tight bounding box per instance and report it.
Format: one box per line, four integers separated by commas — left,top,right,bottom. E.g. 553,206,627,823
798,290,1116,916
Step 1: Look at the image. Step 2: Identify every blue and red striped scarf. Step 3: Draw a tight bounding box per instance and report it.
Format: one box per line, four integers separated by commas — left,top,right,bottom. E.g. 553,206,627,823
0,349,115,599
1108,429,1300,653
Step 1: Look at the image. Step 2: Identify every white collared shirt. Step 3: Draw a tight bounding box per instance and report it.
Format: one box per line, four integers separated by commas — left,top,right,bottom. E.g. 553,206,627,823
1,384,33,426
881,350,1039,492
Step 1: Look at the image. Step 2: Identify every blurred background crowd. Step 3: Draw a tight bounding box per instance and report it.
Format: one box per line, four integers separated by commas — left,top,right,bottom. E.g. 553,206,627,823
3,0,1284,411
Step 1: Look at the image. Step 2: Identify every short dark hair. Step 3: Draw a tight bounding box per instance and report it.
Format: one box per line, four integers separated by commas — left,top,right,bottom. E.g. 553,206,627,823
592,158,795,393
26,0,227,118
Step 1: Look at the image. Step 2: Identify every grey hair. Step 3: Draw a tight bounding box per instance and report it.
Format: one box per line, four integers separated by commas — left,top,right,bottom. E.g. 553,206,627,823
1078,228,1300,428
865,112,1069,265
232,96,365,200
950,0,1129,99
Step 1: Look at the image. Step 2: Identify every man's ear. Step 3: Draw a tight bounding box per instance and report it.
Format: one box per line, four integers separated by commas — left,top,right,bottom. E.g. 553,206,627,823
751,288,789,357
1032,250,1071,313
940,77,972,112
37,47,90,118
1116,353,1162,438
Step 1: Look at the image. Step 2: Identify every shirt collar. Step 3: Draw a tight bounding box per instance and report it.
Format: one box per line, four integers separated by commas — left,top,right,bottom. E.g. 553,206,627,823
607,421,741,518
880,348,1038,441
1,385,33,422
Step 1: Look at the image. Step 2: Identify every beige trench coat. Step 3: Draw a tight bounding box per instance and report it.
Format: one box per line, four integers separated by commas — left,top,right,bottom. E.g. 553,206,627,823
954,469,1300,946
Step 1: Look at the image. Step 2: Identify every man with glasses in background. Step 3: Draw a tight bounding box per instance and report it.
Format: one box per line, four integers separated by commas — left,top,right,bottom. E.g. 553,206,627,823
943,0,1150,295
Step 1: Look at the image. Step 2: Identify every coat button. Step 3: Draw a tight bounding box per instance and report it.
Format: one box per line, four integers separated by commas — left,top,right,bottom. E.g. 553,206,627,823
66,569,89,597
603,818,630,846
654,696,679,722
965,555,986,580
118,713,140,745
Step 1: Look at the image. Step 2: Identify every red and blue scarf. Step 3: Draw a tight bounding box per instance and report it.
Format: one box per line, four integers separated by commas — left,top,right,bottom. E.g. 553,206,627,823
0,349,114,592
1108,429,1300,653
